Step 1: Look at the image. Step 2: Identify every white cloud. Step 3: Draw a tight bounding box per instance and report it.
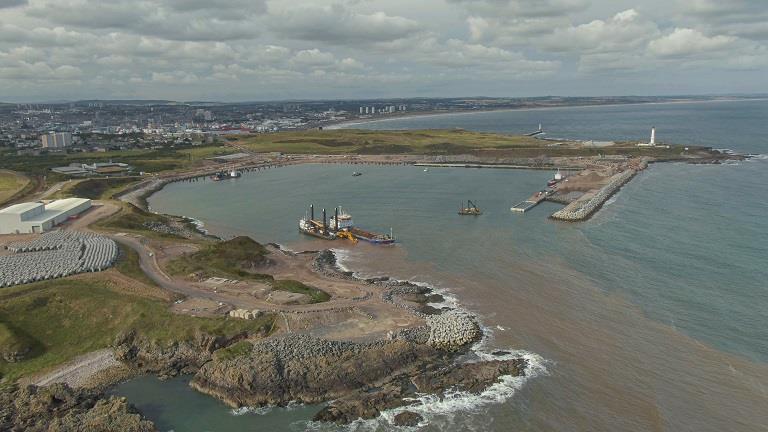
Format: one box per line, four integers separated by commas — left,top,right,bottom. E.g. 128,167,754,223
27,0,267,41
0,0,765,100
541,9,660,53
648,28,736,58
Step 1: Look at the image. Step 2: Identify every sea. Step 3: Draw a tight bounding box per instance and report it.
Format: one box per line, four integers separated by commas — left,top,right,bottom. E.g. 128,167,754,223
115,99,768,431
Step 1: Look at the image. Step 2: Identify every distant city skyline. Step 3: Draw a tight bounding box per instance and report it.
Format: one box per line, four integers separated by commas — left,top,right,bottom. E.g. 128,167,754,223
1,0,766,102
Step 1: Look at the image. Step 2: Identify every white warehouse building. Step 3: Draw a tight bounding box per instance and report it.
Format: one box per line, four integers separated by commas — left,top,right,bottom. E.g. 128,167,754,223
0,198,92,234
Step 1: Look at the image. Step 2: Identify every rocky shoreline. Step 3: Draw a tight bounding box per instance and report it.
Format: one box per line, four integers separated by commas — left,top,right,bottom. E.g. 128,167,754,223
136,248,528,425
0,384,156,432
8,247,531,429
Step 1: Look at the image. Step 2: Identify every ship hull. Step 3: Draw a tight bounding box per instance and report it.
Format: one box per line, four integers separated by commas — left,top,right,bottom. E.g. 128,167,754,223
348,227,395,244
298,228,336,240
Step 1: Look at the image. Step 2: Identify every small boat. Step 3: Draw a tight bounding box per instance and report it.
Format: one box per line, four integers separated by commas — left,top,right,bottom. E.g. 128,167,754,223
210,171,227,181
230,169,241,178
458,200,482,216
352,171,362,177
423,168,429,172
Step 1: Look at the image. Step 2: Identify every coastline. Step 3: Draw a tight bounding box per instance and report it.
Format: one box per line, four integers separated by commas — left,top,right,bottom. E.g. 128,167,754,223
9,179,545,429
325,96,768,130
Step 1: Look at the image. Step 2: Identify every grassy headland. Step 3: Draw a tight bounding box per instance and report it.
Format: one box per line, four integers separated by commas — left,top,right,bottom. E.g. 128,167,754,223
230,129,710,159
95,202,189,239
52,177,142,200
0,278,275,384
167,237,330,303
166,236,271,280
233,129,543,155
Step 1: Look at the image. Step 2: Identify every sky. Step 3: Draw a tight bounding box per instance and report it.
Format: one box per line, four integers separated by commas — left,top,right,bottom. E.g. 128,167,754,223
0,0,766,102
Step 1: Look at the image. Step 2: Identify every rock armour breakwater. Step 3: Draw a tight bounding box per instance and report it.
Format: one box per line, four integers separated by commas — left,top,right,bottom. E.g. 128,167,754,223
551,169,636,221
427,310,483,351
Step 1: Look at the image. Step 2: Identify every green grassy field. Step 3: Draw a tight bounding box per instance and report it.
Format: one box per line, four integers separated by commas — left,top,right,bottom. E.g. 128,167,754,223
94,203,188,240
166,236,271,280
0,171,31,205
53,177,142,200
114,244,158,288
0,278,275,384
167,237,330,303
232,129,701,159
0,145,229,176
233,129,544,155
213,340,253,361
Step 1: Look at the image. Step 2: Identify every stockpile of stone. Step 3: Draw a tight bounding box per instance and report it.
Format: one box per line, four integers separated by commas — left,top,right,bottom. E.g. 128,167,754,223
228,309,263,320
388,326,430,344
551,169,636,221
0,231,118,288
425,310,481,351
250,334,393,361
141,221,195,239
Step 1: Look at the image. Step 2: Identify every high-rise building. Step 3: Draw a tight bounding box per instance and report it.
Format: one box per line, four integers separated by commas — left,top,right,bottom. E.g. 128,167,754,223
41,132,72,148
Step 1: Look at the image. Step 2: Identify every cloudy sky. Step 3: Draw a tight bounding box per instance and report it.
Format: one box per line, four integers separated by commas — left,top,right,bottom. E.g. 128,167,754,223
1,0,766,102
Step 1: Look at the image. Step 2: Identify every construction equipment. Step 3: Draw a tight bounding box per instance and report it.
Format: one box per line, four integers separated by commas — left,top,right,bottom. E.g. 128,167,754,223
336,230,358,243
458,200,482,216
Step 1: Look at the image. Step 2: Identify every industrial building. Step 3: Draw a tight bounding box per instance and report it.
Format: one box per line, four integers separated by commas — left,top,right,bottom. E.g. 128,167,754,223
51,162,132,176
0,198,92,234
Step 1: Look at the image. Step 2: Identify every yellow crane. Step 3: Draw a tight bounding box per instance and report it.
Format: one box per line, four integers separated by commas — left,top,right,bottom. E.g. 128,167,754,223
336,230,358,243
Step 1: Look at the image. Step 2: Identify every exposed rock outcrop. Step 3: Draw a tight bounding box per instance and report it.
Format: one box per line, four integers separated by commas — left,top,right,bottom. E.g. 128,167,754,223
393,411,423,427
314,355,528,424
0,383,156,432
188,333,527,425
189,334,438,407
112,330,251,379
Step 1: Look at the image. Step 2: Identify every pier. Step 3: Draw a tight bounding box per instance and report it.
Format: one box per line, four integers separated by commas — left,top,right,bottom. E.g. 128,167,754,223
550,169,636,221
511,191,548,213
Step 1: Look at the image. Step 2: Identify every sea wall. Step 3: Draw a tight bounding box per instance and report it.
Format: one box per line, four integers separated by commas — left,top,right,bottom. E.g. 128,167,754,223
550,169,636,221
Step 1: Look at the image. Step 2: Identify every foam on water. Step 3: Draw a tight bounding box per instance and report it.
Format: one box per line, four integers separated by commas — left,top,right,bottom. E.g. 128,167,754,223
231,401,309,417
325,249,548,429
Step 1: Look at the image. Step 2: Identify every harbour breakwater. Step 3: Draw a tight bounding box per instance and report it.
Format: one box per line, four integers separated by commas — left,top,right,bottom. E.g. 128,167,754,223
550,169,637,221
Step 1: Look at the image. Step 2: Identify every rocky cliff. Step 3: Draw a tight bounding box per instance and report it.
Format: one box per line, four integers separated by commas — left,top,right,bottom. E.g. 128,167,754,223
0,383,156,432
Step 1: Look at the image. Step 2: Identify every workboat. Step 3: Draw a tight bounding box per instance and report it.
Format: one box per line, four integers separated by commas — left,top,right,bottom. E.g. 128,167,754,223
298,205,395,244
458,200,482,215
298,218,336,240
210,171,227,181
298,205,337,240
329,207,354,230
332,207,395,244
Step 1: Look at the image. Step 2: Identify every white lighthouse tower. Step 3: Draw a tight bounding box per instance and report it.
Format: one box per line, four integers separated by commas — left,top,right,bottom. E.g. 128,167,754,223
639,126,657,147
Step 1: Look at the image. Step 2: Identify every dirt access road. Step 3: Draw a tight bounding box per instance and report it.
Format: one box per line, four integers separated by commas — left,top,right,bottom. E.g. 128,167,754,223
68,201,421,340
